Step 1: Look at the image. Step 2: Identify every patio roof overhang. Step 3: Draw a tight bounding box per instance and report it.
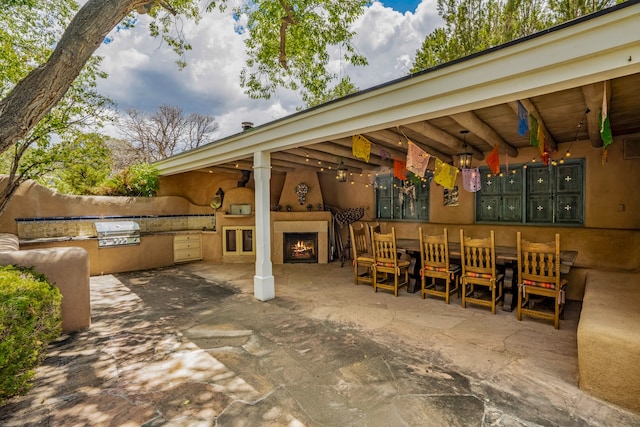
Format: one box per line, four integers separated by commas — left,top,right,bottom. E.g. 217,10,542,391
155,1,640,177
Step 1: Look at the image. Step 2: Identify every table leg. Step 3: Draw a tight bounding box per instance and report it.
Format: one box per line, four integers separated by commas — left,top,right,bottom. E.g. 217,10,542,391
501,261,518,312
406,250,420,293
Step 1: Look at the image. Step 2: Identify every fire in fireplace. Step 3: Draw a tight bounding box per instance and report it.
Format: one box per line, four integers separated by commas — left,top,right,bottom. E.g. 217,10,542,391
283,232,318,263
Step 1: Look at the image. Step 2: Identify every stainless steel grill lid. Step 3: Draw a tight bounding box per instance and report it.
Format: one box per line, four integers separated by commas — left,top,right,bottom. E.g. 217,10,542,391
95,221,141,247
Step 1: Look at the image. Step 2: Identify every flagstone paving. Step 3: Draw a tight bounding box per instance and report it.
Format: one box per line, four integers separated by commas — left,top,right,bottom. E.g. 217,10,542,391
1,262,639,426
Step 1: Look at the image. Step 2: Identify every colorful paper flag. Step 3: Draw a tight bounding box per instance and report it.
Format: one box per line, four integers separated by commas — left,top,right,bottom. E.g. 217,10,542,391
352,135,371,162
433,158,458,190
406,140,430,177
537,122,545,156
462,168,481,192
529,114,539,147
394,159,407,180
486,144,500,175
600,82,613,148
517,101,528,136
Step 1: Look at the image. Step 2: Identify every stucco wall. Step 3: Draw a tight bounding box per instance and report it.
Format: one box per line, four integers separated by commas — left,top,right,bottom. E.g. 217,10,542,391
2,135,638,292
0,178,211,236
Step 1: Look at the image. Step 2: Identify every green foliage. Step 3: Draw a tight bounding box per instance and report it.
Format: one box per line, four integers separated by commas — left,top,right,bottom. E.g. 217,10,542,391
0,0,78,97
0,266,62,403
303,77,360,109
0,0,114,212
548,0,624,22
53,133,113,195
99,163,160,197
411,0,621,72
237,0,368,104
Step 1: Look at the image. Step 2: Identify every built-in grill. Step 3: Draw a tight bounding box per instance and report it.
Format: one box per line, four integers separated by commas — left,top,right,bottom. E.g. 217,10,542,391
95,221,141,248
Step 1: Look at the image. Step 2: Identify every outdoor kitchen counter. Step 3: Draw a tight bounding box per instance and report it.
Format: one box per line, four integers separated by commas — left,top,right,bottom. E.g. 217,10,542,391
18,230,211,275
19,235,95,245
19,230,208,245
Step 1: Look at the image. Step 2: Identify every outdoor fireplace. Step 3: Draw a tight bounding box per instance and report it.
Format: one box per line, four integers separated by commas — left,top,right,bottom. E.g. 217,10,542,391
283,232,318,263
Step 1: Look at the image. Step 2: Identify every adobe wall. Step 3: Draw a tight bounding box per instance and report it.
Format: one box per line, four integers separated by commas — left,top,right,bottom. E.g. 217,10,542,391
306,138,640,299
1,136,638,294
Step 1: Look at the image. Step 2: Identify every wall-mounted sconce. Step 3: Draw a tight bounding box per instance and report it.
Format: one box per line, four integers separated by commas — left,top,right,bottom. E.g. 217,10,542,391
336,159,348,182
458,130,473,169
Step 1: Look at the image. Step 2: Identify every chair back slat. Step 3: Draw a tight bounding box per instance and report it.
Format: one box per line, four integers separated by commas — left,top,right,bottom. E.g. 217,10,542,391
420,227,449,269
349,223,369,258
365,221,381,252
460,230,496,277
372,232,398,263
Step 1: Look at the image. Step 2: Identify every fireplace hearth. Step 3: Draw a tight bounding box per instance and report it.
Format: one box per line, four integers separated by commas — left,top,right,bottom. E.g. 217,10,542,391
283,232,318,263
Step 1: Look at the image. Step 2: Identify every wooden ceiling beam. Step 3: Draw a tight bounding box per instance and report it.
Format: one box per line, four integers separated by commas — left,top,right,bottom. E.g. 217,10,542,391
285,147,374,171
450,111,518,157
269,154,331,172
287,142,393,170
271,151,362,173
339,132,407,162
401,121,484,160
367,129,452,162
306,140,393,168
581,81,610,148
510,99,558,150
318,140,394,167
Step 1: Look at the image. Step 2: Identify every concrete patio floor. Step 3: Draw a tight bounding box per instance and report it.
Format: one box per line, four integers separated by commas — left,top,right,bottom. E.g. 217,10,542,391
1,261,639,426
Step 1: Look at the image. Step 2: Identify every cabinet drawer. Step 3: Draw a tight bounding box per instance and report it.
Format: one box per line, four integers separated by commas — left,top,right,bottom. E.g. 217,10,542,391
174,248,202,263
174,240,201,250
174,234,201,243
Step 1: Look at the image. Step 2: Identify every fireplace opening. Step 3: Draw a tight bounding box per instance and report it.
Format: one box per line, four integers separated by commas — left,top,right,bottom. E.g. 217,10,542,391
283,232,318,263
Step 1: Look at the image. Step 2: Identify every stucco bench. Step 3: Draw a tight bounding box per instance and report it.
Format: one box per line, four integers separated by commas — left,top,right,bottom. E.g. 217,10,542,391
577,270,640,413
0,233,90,332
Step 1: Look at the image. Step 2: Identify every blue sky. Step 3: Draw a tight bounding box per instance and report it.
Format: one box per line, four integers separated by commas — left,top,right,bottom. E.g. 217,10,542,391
382,1,423,13
96,1,442,139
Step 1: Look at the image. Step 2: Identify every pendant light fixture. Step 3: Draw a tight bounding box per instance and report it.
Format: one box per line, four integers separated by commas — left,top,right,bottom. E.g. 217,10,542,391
458,130,473,169
336,158,348,182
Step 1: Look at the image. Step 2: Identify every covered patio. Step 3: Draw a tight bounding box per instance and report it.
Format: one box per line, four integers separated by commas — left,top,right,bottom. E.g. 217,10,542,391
1,261,639,426
154,2,640,302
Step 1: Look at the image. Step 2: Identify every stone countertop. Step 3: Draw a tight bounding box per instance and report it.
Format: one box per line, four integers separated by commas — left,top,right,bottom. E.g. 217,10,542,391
19,230,209,245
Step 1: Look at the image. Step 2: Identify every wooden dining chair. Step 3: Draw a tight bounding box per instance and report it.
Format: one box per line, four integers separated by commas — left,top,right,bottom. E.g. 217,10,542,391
349,223,374,286
459,230,504,314
371,227,410,296
419,227,461,304
517,232,568,329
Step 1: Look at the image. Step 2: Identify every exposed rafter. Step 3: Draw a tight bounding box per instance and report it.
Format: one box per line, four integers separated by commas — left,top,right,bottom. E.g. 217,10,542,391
581,81,611,148
314,140,394,168
273,151,364,174
286,147,376,171
450,111,518,157
328,137,405,166
401,121,484,160
510,99,557,150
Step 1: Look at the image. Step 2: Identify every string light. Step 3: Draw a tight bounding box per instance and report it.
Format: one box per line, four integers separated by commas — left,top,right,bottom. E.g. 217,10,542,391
561,107,590,162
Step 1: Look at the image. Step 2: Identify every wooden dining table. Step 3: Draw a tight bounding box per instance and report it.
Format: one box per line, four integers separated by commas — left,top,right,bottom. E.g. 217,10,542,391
395,238,578,311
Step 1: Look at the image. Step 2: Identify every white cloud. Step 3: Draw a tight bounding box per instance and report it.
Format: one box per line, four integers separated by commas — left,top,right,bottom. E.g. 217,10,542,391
94,1,443,141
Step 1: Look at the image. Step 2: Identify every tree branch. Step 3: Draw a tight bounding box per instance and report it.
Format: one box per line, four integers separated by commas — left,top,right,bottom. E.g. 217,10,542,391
278,0,297,70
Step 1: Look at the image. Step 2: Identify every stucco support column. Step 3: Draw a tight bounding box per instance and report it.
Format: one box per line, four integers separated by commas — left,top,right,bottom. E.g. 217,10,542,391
253,150,275,301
